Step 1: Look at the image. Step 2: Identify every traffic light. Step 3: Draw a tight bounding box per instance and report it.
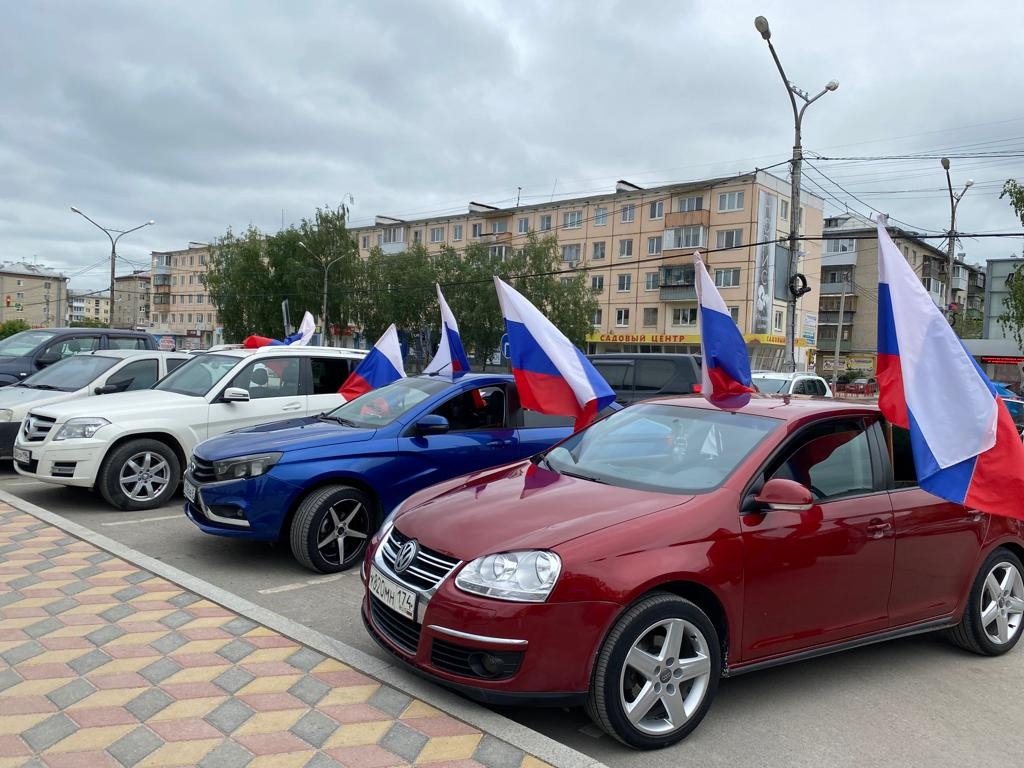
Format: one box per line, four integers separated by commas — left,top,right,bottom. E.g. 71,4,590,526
4,295,9,308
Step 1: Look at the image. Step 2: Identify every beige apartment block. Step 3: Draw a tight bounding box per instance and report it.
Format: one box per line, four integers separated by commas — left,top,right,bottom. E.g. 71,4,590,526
351,172,825,370
150,244,220,349
66,289,110,325
818,211,985,376
111,271,151,329
0,263,69,328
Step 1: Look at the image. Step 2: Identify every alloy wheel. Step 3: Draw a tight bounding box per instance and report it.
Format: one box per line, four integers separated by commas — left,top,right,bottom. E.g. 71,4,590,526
315,499,369,567
618,617,712,736
980,560,1024,645
118,451,171,502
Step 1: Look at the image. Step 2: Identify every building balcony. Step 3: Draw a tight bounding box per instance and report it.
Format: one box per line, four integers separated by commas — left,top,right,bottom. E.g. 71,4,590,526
664,209,711,230
659,246,703,267
822,252,858,268
152,264,171,276
381,242,406,255
818,311,856,323
659,285,696,301
816,338,851,353
820,281,853,295
154,284,170,294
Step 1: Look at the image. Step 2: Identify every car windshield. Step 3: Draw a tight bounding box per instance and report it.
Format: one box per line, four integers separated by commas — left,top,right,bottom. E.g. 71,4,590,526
19,354,120,391
326,376,451,428
540,403,780,494
0,330,58,357
153,353,240,397
752,376,789,394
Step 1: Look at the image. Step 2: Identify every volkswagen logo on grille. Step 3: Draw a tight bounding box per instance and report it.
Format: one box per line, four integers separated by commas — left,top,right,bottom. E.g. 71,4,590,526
393,540,419,574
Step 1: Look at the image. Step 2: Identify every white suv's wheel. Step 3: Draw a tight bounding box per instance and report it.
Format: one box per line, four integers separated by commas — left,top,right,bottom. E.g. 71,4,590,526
99,439,181,511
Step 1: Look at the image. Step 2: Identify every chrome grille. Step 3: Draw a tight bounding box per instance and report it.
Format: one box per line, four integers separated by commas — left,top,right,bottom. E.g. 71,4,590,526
381,528,459,592
22,415,56,442
190,455,217,484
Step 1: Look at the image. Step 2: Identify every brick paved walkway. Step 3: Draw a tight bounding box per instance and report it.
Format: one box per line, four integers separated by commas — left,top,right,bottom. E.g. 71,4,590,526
0,505,550,768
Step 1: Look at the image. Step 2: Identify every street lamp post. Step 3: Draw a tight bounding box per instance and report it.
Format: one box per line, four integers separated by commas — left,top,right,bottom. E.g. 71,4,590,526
298,241,346,346
754,15,838,372
940,157,974,320
70,207,154,328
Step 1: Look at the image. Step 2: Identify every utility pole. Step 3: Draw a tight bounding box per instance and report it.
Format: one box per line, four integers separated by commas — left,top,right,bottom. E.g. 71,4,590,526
940,157,973,322
830,273,848,391
298,241,346,347
754,15,838,372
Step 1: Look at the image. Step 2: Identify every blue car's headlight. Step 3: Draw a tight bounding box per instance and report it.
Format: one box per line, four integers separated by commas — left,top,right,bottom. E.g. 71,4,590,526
212,452,282,481
455,551,562,602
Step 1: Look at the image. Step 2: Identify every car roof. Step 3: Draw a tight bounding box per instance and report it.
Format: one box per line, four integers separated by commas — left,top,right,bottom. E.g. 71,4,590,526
751,371,822,380
206,346,369,360
24,327,152,336
647,393,876,419
74,349,188,360
409,372,515,385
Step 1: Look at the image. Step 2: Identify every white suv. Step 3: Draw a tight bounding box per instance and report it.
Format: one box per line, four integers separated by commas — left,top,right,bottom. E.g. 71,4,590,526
751,371,833,398
13,346,367,510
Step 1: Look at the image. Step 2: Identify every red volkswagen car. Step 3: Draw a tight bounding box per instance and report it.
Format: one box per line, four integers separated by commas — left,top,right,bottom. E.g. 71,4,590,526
361,396,1024,749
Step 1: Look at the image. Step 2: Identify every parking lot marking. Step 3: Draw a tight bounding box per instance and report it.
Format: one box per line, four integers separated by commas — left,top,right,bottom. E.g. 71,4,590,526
101,513,184,527
258,573,348,594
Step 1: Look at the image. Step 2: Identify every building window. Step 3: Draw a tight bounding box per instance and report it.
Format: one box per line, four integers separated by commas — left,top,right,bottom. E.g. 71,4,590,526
383,227,403,244
592,309,603,326
621,203,636,223
189,275,195,285
645,272,658,291
774,310,784,331
518,217,529,234
172,295,177,305
453,224,463,241
647,236,663,255
592,242,606,260
729,306,740,323
491,220,508,234
666,226,704,249
616,308,630,327
592,275,605,291
595,207,608,226
825,238,855,254
780,200,790,220
715,268,741,288
16,279,23,287
430,227,444,243
187,313,193,324
199,253,206,266
672,307,698,326
676,195,703,212
361,235,369,249
413,230,422,243
197,294,204,304
471,223,483,238
619,239,634,258
718,191,745,212
643,307,658,326
561,244,581,263
15,292,23,300
488,245,510,259
716,229,743,249
649,201,664,220
188,295,194,304
44,281,51,289
539,215,552,232
617,274,632,292
563,211,582,229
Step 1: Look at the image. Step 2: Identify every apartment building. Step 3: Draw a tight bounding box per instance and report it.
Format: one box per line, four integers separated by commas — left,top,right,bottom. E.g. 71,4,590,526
111,271,151,329
66,289,110,325
982,256,1023,341
818,212,986,375
149,244,220,349
0,263,69,328
351,172,825,371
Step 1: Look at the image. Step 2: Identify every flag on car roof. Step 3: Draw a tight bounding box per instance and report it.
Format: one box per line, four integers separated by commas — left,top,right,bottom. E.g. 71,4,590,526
339,324,406,400
874,215,1024,519
423,284,470,379
694,252,754,404
242,311,316,348
494,276,614,429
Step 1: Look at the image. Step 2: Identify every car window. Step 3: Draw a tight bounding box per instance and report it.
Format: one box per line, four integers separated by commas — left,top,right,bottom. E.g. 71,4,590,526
593,362,633,391
329,376,450,428
107,359,159,391
108,337,147,350
43,336,99,360
521,410,574,428
230,358,301,399
769,419,876,500
812,379,828,396
0,330,58,356
21,354,120,391
165,357,187,372
634,360,677,393
311,357,351,394
753,376,788,394
890,425,917,489
154,353,240,396
429,386,507,431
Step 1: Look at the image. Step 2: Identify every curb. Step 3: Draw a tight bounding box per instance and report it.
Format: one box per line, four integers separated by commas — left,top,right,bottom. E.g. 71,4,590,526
0,488,607,768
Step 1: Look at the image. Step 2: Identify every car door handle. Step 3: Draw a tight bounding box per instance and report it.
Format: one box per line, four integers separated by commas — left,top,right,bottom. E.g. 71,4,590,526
281,402,302,411
866,519,892,539
487,439,514,448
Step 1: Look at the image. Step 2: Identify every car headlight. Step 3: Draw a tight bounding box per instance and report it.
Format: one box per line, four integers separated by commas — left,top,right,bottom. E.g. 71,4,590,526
53,417,110,440
212,452,282,481
0,409,11,423
455,550,562,603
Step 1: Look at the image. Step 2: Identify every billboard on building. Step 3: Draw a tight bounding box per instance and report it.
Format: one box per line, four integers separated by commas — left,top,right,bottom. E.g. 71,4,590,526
753,190,779,334
803,312,817,345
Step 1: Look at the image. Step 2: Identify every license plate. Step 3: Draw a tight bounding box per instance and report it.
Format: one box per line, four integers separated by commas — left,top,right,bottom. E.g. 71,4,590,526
13,447,30,464
369,566,417,621
183,479,197,503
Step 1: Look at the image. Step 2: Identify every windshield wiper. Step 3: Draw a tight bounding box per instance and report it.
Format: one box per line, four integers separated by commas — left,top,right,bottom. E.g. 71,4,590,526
23,384,64,391
557,468,606,484
317,413,359,427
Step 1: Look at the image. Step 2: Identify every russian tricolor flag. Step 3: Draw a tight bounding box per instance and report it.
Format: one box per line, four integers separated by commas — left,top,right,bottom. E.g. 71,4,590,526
494,277,614,429
694,252,754,403
339,324,406,400
423,284,470,379
875,216,1024,519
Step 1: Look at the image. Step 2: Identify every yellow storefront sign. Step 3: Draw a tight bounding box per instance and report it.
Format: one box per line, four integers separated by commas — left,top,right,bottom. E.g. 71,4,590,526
587,332,807,347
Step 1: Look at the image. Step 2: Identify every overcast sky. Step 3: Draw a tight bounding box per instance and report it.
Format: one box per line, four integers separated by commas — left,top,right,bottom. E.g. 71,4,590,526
3,0,1024,290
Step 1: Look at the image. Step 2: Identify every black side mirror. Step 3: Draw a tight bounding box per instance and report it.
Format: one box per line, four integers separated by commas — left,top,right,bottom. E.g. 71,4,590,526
415,414,450,436
94,382,127,395
36,351,60,367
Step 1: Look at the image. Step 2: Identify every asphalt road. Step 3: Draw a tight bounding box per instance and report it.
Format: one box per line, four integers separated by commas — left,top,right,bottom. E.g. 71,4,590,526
2,465,1022,767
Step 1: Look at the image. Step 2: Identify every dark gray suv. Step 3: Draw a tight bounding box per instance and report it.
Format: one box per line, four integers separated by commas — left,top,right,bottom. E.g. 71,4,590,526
587,353,702,404
0,328,157,386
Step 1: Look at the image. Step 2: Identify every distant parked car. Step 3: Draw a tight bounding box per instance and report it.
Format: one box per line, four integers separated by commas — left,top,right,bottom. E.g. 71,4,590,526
0,328,157,386
752,372,832,397
0,350,188,459
588,353,702,404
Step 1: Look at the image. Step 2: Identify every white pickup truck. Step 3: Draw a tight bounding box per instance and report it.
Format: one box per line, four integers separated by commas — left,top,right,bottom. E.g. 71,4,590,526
13,345,367,510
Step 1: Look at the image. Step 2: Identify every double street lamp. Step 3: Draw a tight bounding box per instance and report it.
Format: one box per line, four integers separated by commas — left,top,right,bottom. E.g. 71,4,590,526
754,15,838,372
940,157,973,318
298,241,346,346
70,207,155,328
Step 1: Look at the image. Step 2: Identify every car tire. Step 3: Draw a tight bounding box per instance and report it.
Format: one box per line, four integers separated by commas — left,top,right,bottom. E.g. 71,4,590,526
98,439,181,511
587,592,721,749
289,485,378,573
947,547,1024,656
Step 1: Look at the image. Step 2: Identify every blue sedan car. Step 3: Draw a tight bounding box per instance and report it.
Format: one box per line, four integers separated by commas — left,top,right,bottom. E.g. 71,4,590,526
183,374,585,573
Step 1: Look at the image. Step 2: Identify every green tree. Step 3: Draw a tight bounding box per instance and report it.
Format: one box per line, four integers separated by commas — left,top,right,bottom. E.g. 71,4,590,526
206,226,278,342
0,319,30,339
998,180,1024,348
70,318,107,328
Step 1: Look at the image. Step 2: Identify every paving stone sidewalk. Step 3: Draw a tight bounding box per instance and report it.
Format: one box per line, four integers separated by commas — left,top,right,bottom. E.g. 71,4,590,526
0,504,550,768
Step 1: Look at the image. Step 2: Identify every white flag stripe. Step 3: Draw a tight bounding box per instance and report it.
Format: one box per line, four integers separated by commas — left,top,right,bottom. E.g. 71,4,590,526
693,253,715,395
378,323,407,375
423,284,456,375
876,218,996,468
